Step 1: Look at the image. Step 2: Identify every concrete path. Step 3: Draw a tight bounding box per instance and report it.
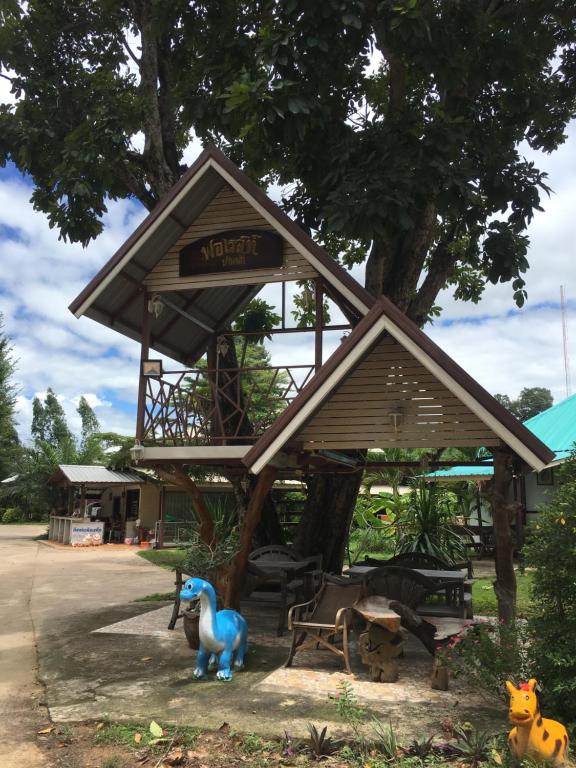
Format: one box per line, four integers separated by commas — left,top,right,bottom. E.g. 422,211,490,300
0,524,174,767
0,525,505,761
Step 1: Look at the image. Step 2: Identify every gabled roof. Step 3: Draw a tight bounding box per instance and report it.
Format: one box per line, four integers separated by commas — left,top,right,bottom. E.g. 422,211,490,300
243,299,555,474
48,465,143,485
69,146,374,365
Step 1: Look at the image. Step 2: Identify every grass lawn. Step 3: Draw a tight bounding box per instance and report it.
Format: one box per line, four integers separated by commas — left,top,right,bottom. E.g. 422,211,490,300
137,547,186,569
472,571,533,617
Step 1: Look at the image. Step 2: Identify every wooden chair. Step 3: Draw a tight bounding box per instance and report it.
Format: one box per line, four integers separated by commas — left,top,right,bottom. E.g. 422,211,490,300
362,551,473,578
362,553,474,617
364,565,467,619
285,575,365,674
167,566,191,630
244,545,322,636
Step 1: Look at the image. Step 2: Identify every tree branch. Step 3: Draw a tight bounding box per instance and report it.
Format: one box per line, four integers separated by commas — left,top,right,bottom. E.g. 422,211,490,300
114,161,157,210
120,31,140,65
408,231,458,325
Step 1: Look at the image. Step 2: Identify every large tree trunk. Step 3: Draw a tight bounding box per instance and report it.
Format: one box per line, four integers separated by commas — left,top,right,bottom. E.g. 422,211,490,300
225,466,278,608
294,470,364,572
484,447,520,624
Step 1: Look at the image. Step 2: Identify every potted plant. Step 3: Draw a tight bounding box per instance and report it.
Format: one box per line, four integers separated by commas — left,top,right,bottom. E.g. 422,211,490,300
179,529,239,649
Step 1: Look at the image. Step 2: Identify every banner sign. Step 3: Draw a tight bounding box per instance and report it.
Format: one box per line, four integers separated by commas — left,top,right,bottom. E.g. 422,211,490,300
70,521,105,546
179,230,283,276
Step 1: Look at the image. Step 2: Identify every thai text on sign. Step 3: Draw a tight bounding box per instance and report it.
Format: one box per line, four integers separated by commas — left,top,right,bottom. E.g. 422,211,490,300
179,230,283,276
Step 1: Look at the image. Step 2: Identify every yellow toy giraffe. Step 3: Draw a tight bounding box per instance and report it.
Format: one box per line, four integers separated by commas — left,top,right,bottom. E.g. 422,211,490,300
506,679,569,765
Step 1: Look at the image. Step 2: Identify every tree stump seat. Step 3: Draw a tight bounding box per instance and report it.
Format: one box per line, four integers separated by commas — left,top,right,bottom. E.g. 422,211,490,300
354,596,474,687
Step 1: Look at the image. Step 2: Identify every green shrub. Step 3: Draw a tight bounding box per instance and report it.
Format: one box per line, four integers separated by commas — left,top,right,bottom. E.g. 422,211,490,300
450,620,531,699
524,455,576,725
1,508,21,523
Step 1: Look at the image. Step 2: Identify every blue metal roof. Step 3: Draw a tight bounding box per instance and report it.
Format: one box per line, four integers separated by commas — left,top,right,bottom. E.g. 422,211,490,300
522,393,576,464
426,465,494,480
426,394,576,479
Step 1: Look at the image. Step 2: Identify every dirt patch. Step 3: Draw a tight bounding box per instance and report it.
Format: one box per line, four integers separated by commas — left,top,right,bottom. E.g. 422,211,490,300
36,717,515,768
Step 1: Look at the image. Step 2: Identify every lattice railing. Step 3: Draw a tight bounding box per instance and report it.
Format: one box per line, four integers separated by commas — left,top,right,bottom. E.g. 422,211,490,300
142,364,315,446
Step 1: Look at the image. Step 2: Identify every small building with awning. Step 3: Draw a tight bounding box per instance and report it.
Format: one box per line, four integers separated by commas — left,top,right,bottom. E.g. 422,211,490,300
47,465,151,544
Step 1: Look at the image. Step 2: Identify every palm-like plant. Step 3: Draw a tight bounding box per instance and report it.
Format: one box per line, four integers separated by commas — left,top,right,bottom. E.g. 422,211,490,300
380,479,467,564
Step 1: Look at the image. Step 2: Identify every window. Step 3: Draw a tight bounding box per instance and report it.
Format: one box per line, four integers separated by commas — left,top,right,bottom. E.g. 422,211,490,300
536,467,554,486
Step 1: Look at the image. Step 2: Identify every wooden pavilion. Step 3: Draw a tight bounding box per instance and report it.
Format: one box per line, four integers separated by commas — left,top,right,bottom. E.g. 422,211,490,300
70,146,553,611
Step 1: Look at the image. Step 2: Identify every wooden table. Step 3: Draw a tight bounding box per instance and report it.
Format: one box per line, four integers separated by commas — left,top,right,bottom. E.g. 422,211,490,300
347,564,467,580
347,564,470,618
248,557,321,635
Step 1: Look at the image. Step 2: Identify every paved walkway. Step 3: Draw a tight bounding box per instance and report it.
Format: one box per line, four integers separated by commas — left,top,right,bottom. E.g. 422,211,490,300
0,525,505,765
0,524,174,767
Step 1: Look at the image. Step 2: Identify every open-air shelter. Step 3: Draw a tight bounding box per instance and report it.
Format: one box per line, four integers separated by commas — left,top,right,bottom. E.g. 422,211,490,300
69,147,554,600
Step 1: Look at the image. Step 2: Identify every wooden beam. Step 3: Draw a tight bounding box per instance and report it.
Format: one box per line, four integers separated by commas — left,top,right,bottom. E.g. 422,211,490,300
315,278,323,372
151,289,203,345
157,293,215,333
136,291,150,441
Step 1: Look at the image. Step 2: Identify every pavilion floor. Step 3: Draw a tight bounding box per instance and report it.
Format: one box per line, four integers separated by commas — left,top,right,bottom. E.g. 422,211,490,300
40,597,504,740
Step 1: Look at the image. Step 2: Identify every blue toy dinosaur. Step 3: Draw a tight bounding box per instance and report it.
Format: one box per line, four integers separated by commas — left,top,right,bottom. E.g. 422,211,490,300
179,577,248,681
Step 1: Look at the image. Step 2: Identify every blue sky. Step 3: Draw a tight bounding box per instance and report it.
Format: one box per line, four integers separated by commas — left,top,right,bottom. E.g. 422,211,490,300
0,106,575,442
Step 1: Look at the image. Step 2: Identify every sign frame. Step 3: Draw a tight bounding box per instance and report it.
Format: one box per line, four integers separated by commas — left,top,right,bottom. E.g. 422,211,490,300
179,229,284,277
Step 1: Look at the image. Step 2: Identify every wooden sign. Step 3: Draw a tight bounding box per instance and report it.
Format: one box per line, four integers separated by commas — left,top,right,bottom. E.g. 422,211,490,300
179,230,283,276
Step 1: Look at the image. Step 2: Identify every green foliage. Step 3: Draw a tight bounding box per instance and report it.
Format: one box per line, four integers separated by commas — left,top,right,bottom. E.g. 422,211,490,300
494,388,553,422
2,3,575,327
1,507,21,523
181,524,239,586
1,389,131,517
31,388,75,455
215,1,576,318
450,621,531,700
348,494,394,564
451,724,495,767
524,455,576,724
0,314,20,480
306,723,332,757
381,480,466,563
370,718,398,761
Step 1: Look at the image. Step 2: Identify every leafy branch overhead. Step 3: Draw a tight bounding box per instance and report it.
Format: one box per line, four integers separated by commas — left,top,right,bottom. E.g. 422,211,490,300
1,1,575,324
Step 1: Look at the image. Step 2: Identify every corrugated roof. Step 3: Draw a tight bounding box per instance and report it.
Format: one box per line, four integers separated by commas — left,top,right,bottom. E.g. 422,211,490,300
425,466,494,480
426,395,576,479
523,393,576,464
54,465,143,485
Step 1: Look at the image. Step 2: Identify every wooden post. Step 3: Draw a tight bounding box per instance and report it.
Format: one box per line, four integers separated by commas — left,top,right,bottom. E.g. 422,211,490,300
486,447,519,624
315,279,323,372
207,334,225,443
225,465,278,608
158,486,165,549
136,291,150,442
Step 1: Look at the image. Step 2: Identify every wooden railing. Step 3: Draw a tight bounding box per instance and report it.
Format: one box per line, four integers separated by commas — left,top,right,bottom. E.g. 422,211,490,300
142,364,315,446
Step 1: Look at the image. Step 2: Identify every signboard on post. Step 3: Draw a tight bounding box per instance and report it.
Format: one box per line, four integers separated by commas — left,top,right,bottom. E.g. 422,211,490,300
179,230,283,277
